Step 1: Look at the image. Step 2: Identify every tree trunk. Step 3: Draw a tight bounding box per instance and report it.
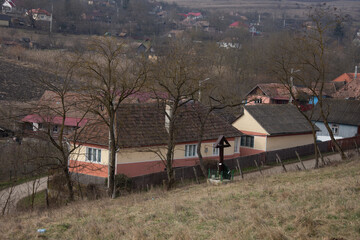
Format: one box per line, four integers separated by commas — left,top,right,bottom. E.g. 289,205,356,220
108,112,117,198
196,124,207,177
63,166,74,202
165,107,176,190
165,140,175,190
319,107,346,160
311,125,319,169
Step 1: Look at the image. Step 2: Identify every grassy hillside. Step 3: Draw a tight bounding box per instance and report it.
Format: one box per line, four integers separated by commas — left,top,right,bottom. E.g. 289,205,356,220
1,160,360,239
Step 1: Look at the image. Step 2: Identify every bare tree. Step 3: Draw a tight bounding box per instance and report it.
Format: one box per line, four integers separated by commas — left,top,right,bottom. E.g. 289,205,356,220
1,184,15,215
270,5,346,161
270,49,321,167
30,55,92,201
150,40,206,189
79,37,148,198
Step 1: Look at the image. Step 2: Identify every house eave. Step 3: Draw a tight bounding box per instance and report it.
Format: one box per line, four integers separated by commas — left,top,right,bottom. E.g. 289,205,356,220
268,131,315,137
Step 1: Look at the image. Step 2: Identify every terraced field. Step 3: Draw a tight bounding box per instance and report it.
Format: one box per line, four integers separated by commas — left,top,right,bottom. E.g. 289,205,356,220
0,57,60,101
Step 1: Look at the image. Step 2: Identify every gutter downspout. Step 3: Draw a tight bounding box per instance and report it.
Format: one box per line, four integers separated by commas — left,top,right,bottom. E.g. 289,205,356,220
108,130,111,188
265,135,268,151
354,66,358,81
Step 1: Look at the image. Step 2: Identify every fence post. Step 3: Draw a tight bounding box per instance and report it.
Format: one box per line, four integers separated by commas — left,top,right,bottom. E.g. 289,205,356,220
317,145,326,166
45,188,49,208
295,151,306,170
236,159,244,179
193,167,199,184
254,160,262,175
276,154,287,172
354,140,360,155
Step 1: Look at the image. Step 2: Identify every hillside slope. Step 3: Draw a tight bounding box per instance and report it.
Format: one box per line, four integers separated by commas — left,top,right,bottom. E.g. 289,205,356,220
0,57,62,101
1,160,360,239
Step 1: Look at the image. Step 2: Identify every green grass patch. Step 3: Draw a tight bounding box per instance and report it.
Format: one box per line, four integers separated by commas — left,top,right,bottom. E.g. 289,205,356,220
16,189,47,211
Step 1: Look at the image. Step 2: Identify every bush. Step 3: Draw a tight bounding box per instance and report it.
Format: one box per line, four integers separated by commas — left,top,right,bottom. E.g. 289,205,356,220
86,184,102,200
105,174,133,194
203,158,218,170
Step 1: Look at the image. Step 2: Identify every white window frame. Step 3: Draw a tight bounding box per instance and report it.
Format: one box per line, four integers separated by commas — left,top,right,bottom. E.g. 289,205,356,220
86,147,102,163
234,137,240,153
331,124,339,135
185,144,197,157
212,143,219,156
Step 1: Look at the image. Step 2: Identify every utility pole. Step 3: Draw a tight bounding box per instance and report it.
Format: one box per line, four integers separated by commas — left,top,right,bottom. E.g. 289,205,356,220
289,68,300,103
50,1,53,33
198,78,210,102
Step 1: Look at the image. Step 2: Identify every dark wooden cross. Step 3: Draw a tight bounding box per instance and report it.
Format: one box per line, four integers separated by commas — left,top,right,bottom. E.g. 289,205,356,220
215,135,231,173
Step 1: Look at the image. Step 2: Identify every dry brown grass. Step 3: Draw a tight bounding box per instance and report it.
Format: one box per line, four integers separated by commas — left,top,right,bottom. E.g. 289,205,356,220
1,160,360,239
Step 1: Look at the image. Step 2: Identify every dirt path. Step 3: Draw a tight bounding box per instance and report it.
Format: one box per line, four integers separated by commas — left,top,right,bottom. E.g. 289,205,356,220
0,177,48,214
236,152,346,180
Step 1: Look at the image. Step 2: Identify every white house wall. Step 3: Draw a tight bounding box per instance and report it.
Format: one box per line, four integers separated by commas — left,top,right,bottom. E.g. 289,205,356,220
314,122,358,139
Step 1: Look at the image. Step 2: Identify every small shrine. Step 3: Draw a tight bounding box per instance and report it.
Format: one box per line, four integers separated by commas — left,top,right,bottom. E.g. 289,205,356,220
208,135,234,184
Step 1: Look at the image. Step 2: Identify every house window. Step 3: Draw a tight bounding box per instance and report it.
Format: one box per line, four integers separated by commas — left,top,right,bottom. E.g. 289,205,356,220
52,125,58,133
240,135,254,148
86,147,102,163
254,98,262,103
234,137,240,153
212,144,219,156
331,124,339,135
185,144,197,157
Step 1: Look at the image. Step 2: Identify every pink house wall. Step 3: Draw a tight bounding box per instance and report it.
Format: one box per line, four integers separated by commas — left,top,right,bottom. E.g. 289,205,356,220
69,160,108,178
117,153,241,177
246,96,271,105
239,147,264,156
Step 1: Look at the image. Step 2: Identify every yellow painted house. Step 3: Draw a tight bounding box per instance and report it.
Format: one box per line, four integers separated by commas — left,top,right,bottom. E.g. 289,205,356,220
70,102,243,182
232,104,315,156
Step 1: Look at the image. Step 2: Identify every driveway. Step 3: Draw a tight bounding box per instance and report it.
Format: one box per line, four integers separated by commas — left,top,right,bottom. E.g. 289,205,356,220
0,177,48,214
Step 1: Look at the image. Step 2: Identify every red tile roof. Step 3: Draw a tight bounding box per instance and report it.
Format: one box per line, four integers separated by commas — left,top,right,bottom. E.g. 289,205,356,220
28,8,51,16
247,83,337,101
332,73,360,83
187,12,202,17
229,21,248,28
333,79,360,100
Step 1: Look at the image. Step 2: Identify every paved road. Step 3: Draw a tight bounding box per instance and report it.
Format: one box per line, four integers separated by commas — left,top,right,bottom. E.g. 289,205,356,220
0,177,48,214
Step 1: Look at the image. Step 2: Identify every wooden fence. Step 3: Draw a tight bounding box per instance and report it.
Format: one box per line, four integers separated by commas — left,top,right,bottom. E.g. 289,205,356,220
129,135,360,189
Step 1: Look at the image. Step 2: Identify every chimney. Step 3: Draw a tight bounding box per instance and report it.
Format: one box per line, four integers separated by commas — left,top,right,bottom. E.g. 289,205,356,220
355,66,358,81
165,103,172,133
